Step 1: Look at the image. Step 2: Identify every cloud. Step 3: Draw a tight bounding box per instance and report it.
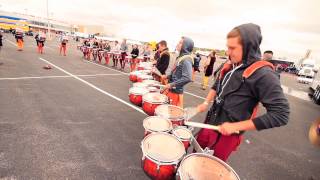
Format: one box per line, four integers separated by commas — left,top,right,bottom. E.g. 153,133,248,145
1,0,319,61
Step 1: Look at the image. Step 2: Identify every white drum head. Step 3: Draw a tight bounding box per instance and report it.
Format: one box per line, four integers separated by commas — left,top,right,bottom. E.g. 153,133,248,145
142,93,168,104
173,127,192,140
155,104,184,119
143,116,172,132
178,153,240,180
129,87,149,95
133,82,149,88
142,133,185,163
142,80,160,86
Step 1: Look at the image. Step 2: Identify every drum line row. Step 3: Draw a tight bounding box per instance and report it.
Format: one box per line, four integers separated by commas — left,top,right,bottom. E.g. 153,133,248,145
127,64,240,179
78,45,149,65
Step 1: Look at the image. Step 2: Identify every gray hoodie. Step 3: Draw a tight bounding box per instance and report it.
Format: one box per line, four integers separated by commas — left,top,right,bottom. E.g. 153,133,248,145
209,23,290,131
168,37,194,94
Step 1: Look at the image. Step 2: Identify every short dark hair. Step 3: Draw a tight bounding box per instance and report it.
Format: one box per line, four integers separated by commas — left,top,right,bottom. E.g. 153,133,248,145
264,50,273,55
158,40,167,47
227,28,242,43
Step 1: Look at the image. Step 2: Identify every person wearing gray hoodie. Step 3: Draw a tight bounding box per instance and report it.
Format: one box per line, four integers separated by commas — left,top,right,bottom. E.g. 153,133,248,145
196,23,290,161
162,37,194,108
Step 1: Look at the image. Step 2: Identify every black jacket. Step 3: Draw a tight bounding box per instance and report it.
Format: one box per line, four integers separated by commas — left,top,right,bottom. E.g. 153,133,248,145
208,23,289,131
156,48,170,74
131,48,139,58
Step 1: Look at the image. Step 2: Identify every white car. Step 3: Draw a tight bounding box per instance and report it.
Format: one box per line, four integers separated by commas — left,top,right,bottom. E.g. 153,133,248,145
310,69,320,104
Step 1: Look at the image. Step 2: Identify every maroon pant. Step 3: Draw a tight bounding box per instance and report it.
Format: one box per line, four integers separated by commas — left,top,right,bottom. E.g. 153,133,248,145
196,128,243,161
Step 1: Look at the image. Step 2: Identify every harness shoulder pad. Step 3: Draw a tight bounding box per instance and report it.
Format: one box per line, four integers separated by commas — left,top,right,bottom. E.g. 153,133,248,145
243,60,275,79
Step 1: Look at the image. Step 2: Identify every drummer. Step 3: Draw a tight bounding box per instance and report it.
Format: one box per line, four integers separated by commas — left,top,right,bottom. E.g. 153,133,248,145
120,39,128,70
196,23,289,161
142,43,151,61
154,40,170,84
104,41,111,65
97,40,104,63
162,37,194,108
15,29,24,51
59,33,68,56
112,41,121,68
82,39,91,59
130,44,139,72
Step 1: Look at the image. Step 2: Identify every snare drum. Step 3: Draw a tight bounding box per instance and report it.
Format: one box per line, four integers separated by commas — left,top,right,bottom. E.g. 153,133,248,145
155,104,185,126
137,74,153,82
141,133,186,180
129,71,139,82
172,126,193,150
147,86,160,93
142,80,160,87
176,153,240,180
143,116,173,136
133,82,149,89
142,93,168,116
129,87,149,106
137,62,153,71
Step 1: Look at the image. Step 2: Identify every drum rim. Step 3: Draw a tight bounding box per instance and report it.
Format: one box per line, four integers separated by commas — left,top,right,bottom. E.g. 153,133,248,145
133,82,149,88
141,132,186,164
143,116,173,133
142,93,168,104
155,104,185,120
177,153,241,180
137,74,153,79
129,87,149,95
141,80,160,85
172,126,192,140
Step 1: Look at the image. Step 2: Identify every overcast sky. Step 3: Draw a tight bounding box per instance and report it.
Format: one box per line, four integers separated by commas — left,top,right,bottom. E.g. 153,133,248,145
1,0,319,62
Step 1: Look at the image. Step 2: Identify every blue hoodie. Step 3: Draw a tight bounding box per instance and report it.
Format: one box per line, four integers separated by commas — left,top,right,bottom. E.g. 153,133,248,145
168,37,194,94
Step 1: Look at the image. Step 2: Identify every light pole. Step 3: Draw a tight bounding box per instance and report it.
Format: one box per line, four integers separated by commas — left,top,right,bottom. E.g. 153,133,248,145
46,0,51,40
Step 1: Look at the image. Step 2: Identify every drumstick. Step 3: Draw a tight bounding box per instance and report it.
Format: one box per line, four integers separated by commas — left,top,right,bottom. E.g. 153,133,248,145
184,121,240,134
154,84,176,90
184,121,220,131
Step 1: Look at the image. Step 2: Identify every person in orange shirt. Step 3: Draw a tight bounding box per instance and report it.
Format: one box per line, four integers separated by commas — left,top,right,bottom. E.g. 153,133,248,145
15,29,24,51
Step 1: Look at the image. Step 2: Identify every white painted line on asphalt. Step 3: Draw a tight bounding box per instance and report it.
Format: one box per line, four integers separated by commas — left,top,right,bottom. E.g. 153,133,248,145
39,57,146,115
0,73,123,81
281,85,310,101
77,73,123,77
185,92,206,100
5,39,16,46
0,75,70,80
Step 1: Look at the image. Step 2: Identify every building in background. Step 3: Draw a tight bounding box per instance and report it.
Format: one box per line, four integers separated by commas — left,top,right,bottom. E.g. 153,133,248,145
0,15,29,32
77,25,104,35
0,10,77,34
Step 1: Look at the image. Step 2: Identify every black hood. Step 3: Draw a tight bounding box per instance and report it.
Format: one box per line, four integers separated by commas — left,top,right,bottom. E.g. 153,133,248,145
235,23,262,66
179,37,194,56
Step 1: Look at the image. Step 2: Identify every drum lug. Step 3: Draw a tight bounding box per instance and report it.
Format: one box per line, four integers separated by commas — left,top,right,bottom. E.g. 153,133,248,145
156,164,160,172
188,126,194,131
204,147,214,155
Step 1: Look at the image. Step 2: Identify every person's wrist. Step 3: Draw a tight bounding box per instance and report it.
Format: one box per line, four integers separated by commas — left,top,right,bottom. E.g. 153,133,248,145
203,100,209,105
